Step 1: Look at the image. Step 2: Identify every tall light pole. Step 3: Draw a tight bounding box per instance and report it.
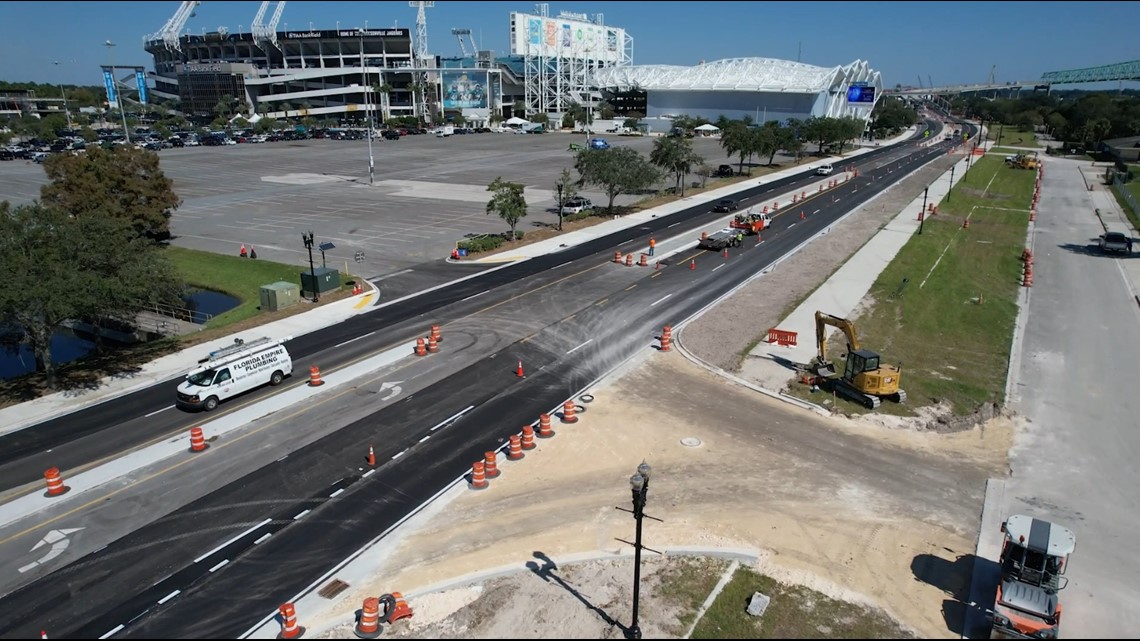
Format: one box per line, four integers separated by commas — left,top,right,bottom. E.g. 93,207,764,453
918,186,928,235
52,61,73,130
104,40,130,144
360,29,375,185
626,460,652,640
947,164,955,202
302,231,319,302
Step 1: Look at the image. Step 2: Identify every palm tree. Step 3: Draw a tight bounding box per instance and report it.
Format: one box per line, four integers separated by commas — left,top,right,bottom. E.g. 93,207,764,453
373,82,393,123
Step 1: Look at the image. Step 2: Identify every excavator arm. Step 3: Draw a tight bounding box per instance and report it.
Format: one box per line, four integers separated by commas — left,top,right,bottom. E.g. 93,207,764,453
814,311,862,374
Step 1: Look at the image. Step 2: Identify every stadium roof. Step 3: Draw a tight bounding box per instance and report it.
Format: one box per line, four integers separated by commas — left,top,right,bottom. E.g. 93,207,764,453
591,57,879,94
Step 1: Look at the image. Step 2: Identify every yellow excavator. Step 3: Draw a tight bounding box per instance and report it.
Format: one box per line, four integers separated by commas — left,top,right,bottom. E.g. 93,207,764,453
813,311,906,409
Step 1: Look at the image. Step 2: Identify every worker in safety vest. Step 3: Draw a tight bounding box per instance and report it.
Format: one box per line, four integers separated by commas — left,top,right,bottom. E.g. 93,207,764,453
648,237,656,256
736,232,744,246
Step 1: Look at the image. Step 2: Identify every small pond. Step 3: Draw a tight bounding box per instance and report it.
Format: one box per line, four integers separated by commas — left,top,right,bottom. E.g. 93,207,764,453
0,328,98,380
182,289,241,324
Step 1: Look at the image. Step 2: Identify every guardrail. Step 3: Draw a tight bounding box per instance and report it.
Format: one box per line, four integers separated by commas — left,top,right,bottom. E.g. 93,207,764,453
136,300,213,325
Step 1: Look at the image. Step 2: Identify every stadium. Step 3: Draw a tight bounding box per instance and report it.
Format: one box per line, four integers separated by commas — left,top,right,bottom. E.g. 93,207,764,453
589,58,884,125
137,3,878,127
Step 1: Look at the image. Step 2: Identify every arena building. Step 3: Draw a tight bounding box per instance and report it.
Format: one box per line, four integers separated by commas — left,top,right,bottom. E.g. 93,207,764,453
589,57,884,125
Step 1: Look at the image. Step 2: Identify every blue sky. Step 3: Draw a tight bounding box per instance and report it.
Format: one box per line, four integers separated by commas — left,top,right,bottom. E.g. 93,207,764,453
1,1,1138,89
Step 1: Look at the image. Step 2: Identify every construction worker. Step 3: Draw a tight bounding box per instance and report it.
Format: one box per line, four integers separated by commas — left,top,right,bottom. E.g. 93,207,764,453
736,231,744,246
648,237,656,256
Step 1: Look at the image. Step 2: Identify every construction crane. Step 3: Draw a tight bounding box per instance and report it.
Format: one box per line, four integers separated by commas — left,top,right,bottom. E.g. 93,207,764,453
409,1,435,122
451,28,477,57
253,1,287,50
146,1,201,51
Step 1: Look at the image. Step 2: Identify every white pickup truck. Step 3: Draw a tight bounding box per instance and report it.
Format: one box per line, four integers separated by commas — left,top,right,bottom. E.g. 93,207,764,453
1098,231,1133,254
815,164,834,176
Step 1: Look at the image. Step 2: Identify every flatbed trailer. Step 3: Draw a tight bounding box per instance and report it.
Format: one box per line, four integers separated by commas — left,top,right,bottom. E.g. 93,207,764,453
698,228,742,251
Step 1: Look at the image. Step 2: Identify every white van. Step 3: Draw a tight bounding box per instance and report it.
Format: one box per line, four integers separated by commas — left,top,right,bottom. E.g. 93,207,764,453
176,336,293,411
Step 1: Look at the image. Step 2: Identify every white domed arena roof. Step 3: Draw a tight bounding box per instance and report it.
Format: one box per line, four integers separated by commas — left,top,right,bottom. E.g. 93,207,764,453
591,57,880,94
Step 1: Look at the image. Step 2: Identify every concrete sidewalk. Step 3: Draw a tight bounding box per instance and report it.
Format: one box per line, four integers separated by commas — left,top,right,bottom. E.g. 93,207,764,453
740,142,988,392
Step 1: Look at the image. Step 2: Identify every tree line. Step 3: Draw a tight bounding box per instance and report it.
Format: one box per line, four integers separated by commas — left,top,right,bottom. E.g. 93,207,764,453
950,90,1140,147
1,147,184,388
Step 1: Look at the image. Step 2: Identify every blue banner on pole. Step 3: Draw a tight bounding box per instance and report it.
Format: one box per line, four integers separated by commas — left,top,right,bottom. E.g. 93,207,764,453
103,69,118,107
135,70,148,105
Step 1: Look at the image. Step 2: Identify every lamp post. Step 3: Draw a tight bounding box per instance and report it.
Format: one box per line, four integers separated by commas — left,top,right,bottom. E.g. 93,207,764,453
302,231,319,302
626,460,652,640
918,186,928,235
104,40,130,144
52,61,73,130
947,164,955,202
360,29,375,185
997,120,1005,147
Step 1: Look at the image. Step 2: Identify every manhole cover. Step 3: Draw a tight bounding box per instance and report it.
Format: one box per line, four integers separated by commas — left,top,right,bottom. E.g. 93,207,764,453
580,393,595,403
680,437,703,448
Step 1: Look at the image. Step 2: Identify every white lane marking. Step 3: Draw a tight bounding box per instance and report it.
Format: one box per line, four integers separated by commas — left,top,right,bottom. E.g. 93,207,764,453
329,488,345,498
276,454,289,462
462,290,490,302
668,221,681,228
619,239,637,246
431,405,475,431
362,468,376,478
566,339,593,354
334,331,376,348
292,510,311,520
99,624,125,639
651,294,673,307
712,264,726,272
372,268,413,282
157,590,181,605
392,449,407,459
209,559,229,572
419,435,431,443
813,209,820,214
254,533,272,545
144,405,175,418
551,262,570,269
193,518,272,563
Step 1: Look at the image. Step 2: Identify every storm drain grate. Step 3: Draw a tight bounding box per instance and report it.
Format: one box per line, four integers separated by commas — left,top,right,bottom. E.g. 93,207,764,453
318,579,350,599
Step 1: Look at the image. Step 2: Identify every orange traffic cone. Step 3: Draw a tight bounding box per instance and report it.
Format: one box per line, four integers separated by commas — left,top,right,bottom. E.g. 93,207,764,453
367,445,376,466
239,244,248,258
689,259,696,270
516,360,525,378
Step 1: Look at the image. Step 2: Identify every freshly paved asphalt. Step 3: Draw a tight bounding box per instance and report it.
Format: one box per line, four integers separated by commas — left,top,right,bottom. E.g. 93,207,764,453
0,121,972,638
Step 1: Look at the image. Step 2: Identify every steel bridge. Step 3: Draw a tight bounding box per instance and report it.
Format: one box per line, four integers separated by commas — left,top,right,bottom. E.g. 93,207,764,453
886,59,1140,97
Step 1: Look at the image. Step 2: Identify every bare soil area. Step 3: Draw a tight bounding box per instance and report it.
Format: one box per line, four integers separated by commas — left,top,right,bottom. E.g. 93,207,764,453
300,144,1012,639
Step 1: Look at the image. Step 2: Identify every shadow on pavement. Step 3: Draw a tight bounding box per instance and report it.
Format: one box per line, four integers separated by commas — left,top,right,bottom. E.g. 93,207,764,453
526,551,627,636
912,551,1003,638
1057,242,1138,258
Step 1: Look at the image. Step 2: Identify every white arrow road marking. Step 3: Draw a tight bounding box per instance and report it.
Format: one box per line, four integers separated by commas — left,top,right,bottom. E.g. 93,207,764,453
19,527,84,573
379,381,403,401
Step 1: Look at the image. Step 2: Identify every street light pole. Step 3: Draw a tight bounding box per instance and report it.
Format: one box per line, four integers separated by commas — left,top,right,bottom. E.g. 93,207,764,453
104,41,130,144
918,186,928,235
302,231,319,302
627,460,652,640
948,164,955,202
360,30,375,185
52,61,73,130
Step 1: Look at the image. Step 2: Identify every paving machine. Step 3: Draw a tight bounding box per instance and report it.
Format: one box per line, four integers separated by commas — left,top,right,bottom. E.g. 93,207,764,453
812,311,906,409
989,515,1075,640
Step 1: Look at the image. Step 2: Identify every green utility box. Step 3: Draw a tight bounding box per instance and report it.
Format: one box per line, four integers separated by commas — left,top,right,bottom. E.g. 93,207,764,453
300,267,341,297
259,281,301,312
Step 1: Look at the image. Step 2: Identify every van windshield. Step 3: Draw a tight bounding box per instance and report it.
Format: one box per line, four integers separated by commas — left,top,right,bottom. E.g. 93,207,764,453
187,369,216,386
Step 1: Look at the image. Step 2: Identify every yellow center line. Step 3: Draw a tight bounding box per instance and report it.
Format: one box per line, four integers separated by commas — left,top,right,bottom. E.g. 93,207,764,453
624,284,637,291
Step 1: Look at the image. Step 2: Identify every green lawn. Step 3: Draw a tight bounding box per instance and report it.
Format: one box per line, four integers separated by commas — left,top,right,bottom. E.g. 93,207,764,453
163,246,312,328
799,156,1036,416
989,126,1039,148
690,565,913,639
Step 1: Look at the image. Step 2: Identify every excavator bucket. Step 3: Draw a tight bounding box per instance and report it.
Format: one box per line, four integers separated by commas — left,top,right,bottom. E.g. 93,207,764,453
815,361,836,377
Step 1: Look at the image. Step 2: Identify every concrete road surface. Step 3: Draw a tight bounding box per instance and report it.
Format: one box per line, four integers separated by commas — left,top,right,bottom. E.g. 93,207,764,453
1005,157,1140,637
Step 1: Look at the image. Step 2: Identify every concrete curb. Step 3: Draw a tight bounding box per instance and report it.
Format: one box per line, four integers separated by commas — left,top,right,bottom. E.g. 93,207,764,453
294,547,762,639
963,478,1008,639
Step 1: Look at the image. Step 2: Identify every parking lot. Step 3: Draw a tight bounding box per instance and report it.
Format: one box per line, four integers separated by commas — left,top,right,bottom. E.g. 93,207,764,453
0,132,751,279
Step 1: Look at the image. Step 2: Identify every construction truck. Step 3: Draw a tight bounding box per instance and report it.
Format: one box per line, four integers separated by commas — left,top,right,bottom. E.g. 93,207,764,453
989,515,1075,639
698,227,743,251
812,311,906,409
1004,152,1039,170
729,209,773,235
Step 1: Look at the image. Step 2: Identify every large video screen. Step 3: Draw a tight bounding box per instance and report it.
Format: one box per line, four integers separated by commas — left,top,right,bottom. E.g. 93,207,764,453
510,12,625,63
847,85,876,103
441,71,488,110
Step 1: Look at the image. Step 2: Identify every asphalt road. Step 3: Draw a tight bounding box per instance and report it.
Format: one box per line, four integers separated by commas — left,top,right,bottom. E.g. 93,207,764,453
0,121,969,638
1004,158,1140,638
0,123,946,496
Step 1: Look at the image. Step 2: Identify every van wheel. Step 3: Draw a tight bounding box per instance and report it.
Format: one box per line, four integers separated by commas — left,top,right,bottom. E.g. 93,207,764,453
270,370,284,386
204,396,219,412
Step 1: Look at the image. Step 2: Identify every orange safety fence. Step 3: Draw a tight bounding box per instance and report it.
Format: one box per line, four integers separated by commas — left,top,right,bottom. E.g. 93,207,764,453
766,328,798,347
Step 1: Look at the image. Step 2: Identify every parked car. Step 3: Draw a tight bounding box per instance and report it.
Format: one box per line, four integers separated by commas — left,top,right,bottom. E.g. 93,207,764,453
713,164,734,178
1099,231,1133,254
382,130,401,140
712,199,739,213
589,137,610,150
562,196,594,214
